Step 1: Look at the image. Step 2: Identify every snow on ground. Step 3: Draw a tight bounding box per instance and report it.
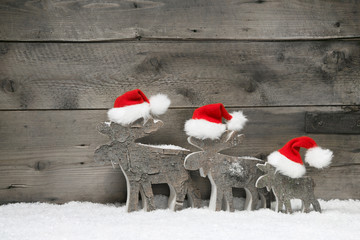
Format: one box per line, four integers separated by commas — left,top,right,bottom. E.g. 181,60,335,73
0,197,359,240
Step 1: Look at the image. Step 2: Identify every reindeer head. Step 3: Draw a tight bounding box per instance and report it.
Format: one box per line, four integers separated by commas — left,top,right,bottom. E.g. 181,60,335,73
95,118,164,168
97,118,164,143
184,130,245,176
255,162,277,191
94,141,128,168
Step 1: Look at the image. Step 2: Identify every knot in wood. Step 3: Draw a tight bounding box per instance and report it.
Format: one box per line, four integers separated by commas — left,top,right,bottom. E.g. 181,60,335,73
2,79,16,93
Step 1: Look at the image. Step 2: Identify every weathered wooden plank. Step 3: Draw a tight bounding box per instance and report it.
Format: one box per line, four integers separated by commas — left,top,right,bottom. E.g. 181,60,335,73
309,165,360,201
1,41,359,110
305,112,360,134
0,0,359,41
0,107,359,204
0,161,127,204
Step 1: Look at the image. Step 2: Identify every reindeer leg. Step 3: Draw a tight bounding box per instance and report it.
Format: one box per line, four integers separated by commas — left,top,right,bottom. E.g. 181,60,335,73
127,181,140,212
174,186,187,211
139,186,147,210
168,184,177,211
208,184,223,211
186,181,202,208
284,199,293,214
215,190,224,211
274,194,283,212
141,182,155,211
311,199,322,213
224,189,234,212
244,187,258,211
259,193,267,209
302,200,311,213
208,174,223,211
276,201,283,212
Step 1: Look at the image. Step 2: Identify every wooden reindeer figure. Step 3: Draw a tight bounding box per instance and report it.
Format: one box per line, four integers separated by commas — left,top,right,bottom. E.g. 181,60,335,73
94,118,201,212
94,89,201,212
183,104,268,211
184,130,266,211
256,162,321,213
255,136,333,213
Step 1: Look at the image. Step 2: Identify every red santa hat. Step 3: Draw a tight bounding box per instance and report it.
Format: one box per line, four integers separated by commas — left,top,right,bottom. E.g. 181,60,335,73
268,136,333,178
107,89,170,125
184,103,247,139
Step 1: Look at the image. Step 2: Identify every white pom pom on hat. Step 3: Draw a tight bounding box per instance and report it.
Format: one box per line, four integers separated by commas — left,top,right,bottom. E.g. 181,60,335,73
107,89,170,125
268,136,333,178
184,103,248,140
227,111,247,132
149,94,171,115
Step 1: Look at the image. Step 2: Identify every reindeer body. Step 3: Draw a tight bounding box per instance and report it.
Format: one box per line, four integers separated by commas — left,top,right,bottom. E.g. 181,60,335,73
94,118,201,212
256,162,321,213
184,131,266,211
206,155,265,212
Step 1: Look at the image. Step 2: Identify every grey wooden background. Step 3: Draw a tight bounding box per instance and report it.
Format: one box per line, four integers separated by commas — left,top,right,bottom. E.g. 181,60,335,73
0,0,359,204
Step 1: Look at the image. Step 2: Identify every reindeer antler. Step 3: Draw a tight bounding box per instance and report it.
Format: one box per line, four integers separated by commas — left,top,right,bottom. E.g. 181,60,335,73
97,117,164,143
219,130,245,151
96,122,129,142
257,162,276,174
129,118,164,139
143,118,164,134
187,130,244,153
187,136,206,151
256,163,267,173
97,122,112,137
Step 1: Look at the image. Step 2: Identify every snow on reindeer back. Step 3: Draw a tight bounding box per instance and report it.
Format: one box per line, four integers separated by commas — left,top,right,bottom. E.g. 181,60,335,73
137,143,189,151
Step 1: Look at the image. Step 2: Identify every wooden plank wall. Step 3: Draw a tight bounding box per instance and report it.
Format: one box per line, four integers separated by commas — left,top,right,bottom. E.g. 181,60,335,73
0,0,359,204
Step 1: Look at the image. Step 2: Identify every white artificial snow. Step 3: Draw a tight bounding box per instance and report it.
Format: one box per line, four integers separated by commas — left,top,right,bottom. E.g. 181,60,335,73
0,198,359,240
137,143,189,151
241,156,262,161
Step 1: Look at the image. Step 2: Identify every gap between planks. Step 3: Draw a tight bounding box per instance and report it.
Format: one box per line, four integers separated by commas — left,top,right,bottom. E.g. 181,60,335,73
1,36,360,44
0,105,359,112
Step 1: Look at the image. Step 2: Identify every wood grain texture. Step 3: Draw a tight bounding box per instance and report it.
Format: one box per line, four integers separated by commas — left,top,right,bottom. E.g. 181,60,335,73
305,112,360,134
1,41,359,110
0,107,359,204
0,0,359,41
